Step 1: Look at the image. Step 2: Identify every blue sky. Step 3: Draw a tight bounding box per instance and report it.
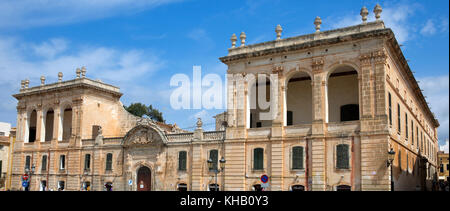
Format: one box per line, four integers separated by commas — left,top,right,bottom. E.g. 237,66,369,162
0,0,448,150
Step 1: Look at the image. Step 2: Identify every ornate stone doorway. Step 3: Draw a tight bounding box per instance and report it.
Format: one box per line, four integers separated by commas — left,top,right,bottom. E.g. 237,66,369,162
137,166,151,191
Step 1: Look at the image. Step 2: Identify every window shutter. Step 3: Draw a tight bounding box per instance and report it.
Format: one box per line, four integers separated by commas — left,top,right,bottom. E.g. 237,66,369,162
336,144,349,169
254,148,264,170
179,151,187,171
106,153,113,171
209,150,218,171
292,147,304,170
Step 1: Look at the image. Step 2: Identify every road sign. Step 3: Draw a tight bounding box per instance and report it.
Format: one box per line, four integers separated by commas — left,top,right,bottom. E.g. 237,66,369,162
128,179,133,186
22,181,29,187
22,174,29,181
260,174,269,184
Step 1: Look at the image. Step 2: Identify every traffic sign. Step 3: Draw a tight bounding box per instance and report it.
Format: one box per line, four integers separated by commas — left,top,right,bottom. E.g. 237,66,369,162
128,179,133,186
260,174,269,183
22,174,29,181
22,181,29,187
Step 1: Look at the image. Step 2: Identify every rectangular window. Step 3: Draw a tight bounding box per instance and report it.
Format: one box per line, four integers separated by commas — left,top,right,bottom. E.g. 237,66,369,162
397,104,401,134
336,144,350,169
405,113,408,141
0,160,2,177
287,111,293,126
209,150,218,171
253,148,264,170
292,147,304,170
388,93,392,126
178,151,187,171
105,153,113,171
84,154,91,170
41,155,47,171
441,164,444,173
59,155,65,170
411,121,414,145
25,156,31,171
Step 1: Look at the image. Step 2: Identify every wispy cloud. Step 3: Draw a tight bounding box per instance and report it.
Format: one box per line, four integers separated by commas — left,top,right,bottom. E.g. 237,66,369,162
440,139,449,153
0,36,165,122
329,3,420,43
0,0,184,29
418,75,449,144
421,19,437,36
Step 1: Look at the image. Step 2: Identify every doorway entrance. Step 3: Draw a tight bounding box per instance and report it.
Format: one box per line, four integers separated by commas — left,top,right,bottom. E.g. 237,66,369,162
137,166,151,191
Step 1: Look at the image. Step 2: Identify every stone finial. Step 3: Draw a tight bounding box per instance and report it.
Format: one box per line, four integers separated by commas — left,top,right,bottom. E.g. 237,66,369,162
231,33,237,48
25,79,29,88
314,16,322,32
240,32,246,46
361,6,369,23
374,4,382,20
58,72,63,82
20,80,25,89
81,66,86,78
76,68,81,78
275,24,283,40
196,118,203,129
40,76,45,85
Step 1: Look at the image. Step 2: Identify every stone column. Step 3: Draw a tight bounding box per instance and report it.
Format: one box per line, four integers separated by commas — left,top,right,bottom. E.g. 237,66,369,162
36,106,44,142
310,59,327,191
190,143,204,190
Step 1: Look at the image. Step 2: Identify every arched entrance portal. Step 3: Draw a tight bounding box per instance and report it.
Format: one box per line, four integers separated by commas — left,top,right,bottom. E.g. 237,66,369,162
137,166,151,191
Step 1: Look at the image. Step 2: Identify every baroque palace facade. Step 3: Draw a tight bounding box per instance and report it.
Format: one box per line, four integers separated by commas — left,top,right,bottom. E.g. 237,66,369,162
6,5,439,191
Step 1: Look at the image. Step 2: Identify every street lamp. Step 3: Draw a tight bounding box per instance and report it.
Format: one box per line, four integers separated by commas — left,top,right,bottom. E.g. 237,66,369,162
207,157,226,191
387,148,396,191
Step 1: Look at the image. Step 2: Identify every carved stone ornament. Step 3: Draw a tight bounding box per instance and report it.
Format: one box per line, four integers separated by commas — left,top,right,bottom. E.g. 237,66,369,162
312,58,324,72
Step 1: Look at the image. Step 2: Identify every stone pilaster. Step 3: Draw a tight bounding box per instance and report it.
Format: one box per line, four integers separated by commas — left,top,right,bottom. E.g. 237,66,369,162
270,140,284,190
311,138,326,191
190,143,204,190
224,140,246,191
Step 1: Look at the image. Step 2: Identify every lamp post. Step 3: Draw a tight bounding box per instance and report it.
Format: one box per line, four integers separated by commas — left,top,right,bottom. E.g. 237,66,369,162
387,148,396,191
207,157,226,191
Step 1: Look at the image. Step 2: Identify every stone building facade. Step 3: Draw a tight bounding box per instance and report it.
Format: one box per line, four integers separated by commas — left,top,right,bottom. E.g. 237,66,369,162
7,5,439,191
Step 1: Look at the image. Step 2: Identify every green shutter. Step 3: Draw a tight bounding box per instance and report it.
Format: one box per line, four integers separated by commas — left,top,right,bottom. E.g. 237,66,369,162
179,151,187,171
209,150,218,171
106,153,113,170
336,145,349,169
254,148,264,170
292,147,304,170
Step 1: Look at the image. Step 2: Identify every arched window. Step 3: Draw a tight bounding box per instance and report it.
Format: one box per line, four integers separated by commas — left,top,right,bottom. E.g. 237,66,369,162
209,184,219,191
291,185,305,191
336,185,351,191
209,150,218,171
336,144,349,169
177,183,187,191
253,148,264,170
45,109,54,142
327,66,359,123
286,72,312,125
178,151,187,171
62,107,72,141
292,146,304,170
253,184,263,191
28,110,37,142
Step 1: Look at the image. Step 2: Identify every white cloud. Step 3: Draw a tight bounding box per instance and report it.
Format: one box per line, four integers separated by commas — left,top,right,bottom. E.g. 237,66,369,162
0,36,165,123
440,139,449,153
330,3,419,43
418,75,449,143
421,19,437,36
0,0,184,29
